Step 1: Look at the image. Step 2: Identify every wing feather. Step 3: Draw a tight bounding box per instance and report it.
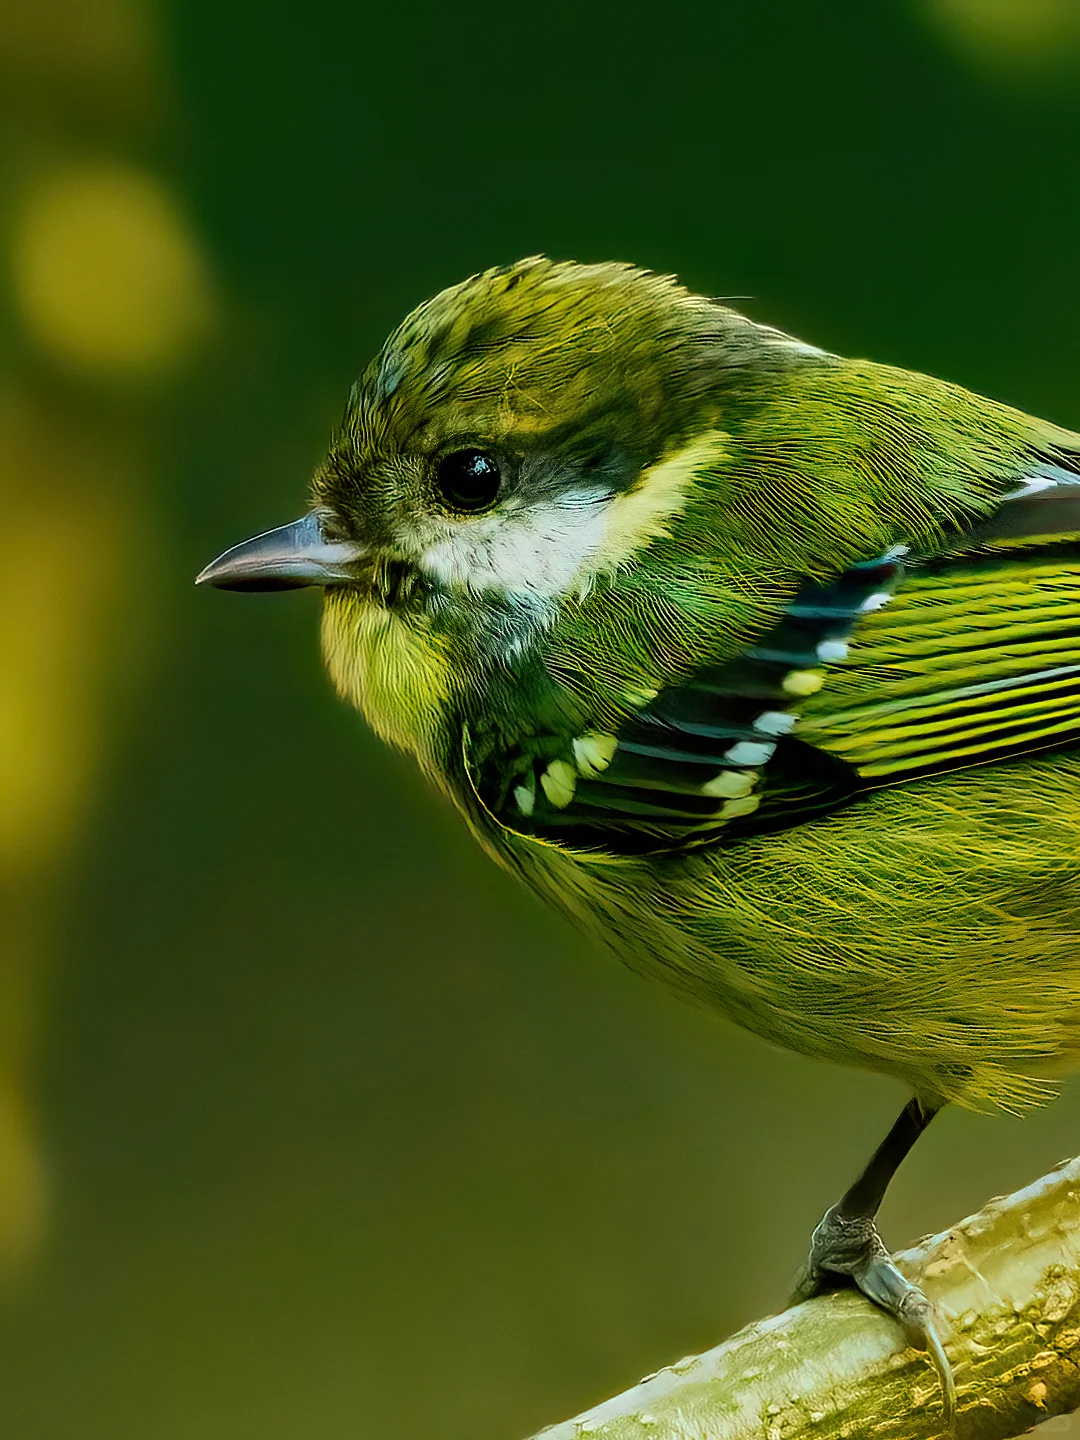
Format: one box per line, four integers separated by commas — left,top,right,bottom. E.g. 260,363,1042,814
473,470,1080,855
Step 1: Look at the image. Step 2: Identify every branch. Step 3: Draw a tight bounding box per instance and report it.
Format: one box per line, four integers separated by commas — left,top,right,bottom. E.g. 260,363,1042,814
528,1157,1080,1440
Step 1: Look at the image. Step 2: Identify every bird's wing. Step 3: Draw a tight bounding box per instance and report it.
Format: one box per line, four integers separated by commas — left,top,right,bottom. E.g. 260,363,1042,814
471,467,1080,856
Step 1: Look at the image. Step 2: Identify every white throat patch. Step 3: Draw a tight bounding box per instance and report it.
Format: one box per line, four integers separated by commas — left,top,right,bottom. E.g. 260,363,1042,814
418,488,613,600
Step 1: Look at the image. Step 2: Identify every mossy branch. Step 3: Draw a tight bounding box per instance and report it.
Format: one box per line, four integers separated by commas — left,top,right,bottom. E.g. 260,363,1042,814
529,1157,1080,1440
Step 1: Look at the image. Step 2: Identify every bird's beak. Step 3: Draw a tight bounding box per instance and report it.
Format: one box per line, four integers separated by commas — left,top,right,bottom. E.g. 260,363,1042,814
195,511,365,591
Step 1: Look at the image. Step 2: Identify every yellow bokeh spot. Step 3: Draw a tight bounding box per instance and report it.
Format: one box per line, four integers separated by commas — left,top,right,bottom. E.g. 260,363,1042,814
12,161,213,376
0,389,142,877
0,1078,47,1279
925,0,1080,71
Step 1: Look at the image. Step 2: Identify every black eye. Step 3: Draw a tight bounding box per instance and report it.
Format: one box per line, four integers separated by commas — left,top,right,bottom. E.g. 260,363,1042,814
435,449,502,512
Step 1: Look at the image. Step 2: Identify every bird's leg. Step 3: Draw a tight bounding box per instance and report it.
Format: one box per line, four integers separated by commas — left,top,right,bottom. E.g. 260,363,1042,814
791,1095,955,1418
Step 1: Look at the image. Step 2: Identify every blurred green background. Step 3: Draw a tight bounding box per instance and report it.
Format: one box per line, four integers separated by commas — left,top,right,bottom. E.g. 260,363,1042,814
4,1,1080,1436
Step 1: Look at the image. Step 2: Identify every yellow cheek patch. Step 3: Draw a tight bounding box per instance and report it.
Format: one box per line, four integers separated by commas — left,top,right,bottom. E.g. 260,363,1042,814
578,427,730,582
320,591,452,763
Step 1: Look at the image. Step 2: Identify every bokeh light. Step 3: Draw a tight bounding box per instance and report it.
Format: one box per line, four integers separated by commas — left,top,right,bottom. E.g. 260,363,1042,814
924,0,1080,75
0,0,208,1296
12,162,212,377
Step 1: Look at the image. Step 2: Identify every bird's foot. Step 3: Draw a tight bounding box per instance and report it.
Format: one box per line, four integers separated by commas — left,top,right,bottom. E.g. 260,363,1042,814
791,1204,956,1422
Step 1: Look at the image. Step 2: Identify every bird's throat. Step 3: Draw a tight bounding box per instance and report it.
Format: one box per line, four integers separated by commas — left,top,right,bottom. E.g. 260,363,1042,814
320,589,454,771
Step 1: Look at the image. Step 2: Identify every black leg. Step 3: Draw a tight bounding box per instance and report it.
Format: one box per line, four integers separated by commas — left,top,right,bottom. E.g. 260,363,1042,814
836,1095,938,1219
791,1096,955,1419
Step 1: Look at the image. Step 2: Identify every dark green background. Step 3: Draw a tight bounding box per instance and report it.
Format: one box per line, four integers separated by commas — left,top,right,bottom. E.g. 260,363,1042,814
6,2,1080,1437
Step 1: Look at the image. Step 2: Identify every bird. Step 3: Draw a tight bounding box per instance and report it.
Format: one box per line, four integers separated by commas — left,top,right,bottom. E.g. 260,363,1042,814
198,256,1080,1415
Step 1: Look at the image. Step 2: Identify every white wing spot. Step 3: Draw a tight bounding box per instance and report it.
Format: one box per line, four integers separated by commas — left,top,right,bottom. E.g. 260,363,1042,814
754,710,796,736
859,592,891,613
817,639,849,663
722,740,775,767
513,780,536,816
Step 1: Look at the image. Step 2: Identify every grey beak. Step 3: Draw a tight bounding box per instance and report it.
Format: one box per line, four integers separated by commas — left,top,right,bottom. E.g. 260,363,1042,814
196,511,364,591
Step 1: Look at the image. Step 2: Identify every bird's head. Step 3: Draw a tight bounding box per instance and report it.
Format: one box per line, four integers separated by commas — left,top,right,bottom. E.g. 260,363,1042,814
198,257,819,779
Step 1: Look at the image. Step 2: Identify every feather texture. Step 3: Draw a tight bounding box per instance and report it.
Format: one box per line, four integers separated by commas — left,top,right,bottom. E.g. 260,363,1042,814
300,257,1080,1112
463,467,1080,1111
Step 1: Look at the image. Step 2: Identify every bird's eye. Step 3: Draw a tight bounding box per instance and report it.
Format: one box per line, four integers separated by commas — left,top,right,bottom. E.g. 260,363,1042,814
435,449,503,512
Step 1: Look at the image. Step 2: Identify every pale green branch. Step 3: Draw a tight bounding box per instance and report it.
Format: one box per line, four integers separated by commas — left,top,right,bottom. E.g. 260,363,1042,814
529,1158,1080,1440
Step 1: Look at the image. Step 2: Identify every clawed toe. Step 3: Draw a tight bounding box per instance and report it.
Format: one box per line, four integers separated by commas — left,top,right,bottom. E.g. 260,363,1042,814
792,1203,956,1422
859,1251,956,1421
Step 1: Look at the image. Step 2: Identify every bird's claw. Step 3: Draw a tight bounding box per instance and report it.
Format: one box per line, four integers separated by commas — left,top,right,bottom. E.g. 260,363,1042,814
793,1204,956,1423
859,1250,956,1423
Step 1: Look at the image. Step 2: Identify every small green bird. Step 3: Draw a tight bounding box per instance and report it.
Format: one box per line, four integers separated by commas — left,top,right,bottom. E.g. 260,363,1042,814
199,257,1080,1412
